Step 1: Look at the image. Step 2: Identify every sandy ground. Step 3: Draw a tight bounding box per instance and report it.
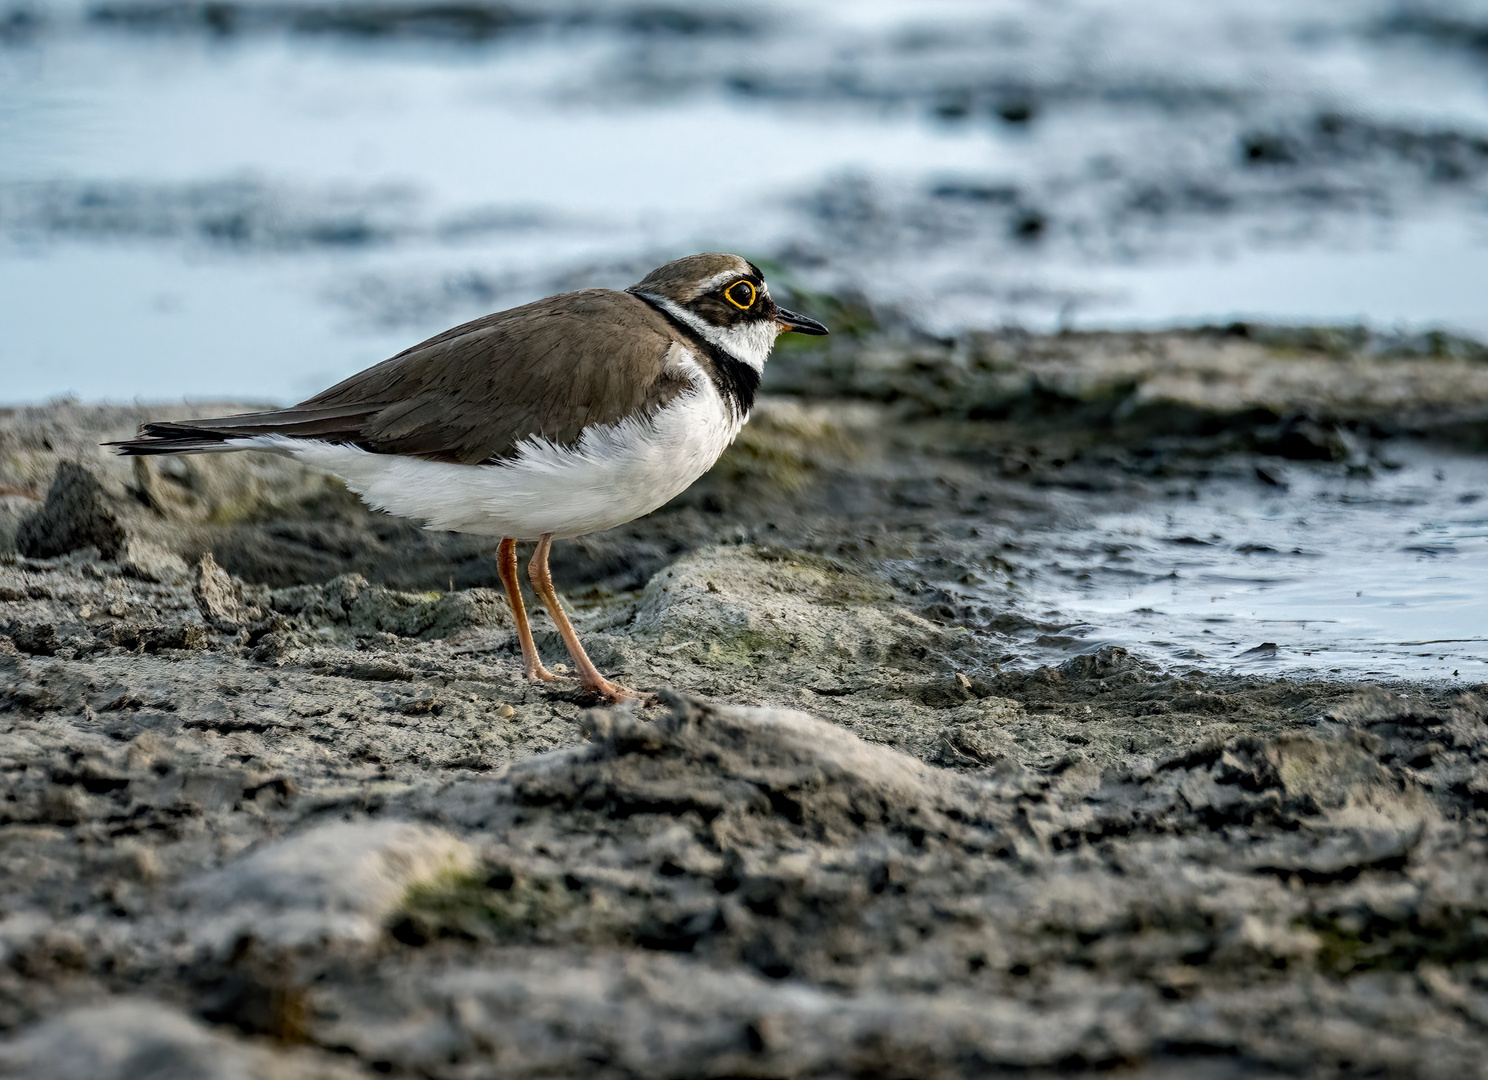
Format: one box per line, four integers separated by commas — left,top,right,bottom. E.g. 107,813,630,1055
2,328,1488,1077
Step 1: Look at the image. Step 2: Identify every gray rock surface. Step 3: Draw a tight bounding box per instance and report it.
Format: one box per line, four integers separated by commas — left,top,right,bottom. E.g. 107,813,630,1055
118,538,190,586
2,333,1488,1076
193,551,262,633
0,1000,361,1080
2,538,1485,1075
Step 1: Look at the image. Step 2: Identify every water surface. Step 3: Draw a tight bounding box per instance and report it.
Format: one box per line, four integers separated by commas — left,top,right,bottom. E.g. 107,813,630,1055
952,444,1488,681
6,0,1488,400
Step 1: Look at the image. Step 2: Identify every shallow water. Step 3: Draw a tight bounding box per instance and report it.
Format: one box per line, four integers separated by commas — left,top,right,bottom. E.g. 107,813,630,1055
6,0,1488,401
955,444,1488,681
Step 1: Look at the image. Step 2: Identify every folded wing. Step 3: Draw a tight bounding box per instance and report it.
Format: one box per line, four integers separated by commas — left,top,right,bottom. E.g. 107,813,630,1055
109,290,691,465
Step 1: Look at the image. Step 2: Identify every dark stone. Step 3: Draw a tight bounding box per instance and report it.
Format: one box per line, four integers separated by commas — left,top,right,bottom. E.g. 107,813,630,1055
7,622,59,657
16,462,125,561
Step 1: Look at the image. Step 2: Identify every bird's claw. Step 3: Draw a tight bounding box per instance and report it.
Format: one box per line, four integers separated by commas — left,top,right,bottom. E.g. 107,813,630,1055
581,679,652,706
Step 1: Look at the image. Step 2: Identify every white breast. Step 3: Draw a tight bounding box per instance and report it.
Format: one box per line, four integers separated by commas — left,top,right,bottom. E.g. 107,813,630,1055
236,355,743,541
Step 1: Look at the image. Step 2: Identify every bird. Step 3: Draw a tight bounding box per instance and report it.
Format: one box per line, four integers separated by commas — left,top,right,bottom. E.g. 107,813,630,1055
108,253,829,702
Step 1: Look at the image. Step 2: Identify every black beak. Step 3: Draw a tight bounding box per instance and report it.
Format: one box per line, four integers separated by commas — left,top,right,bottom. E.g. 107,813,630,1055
775,306,830,336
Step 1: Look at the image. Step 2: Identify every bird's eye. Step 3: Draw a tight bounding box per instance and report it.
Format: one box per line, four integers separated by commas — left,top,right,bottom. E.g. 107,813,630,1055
724,280,756,310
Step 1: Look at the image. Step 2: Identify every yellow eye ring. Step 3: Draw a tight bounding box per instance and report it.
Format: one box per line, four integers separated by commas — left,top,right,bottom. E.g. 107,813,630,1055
724,280,756,310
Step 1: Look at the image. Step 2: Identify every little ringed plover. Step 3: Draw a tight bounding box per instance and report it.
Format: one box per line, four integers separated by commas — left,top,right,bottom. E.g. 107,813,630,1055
108,252,829,702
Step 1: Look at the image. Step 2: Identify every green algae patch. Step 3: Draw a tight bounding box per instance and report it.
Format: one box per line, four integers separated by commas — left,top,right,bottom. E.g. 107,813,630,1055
1303,908,1488,976
700,626,788,667
753,547,896,606
390,863,582,946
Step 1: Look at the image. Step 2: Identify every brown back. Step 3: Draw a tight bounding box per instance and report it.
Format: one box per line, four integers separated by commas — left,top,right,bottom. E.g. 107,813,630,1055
135,290,694,465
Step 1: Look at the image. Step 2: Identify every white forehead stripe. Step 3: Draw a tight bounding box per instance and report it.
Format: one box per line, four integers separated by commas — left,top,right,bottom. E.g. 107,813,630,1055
695,266,754,294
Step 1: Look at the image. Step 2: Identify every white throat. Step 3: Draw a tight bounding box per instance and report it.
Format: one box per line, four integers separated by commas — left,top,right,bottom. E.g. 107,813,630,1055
637,293,775,373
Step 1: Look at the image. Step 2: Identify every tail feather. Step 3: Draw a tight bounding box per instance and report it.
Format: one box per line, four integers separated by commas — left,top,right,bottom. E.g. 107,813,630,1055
107,428,248,456
106,406,376,456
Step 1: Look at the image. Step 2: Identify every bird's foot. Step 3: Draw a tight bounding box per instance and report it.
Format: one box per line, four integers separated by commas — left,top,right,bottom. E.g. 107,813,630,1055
580,677,652,706
523,663,560,683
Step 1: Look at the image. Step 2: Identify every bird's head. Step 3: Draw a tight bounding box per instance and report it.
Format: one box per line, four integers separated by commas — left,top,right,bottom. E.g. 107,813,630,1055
628,253,829,371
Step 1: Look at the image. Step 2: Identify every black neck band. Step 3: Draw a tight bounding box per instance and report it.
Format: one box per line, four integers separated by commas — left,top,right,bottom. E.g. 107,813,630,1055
634,293,760,419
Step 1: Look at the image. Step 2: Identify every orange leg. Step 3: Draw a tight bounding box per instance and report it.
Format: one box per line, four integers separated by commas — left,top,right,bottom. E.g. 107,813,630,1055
497,538,557,683
527,533,634,703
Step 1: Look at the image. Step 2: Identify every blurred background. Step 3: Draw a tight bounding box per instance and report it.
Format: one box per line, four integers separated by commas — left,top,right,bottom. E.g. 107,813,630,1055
4,0,1488,402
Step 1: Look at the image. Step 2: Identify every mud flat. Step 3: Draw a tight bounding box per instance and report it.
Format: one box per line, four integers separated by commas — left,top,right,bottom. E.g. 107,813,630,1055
3,328,1488,1077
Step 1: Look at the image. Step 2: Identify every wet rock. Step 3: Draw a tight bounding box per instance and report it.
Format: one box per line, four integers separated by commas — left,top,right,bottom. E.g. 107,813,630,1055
1249,809,1427,881
1057,645,1136,680
15,462,124,561
106,621,214,653
1270,732,1391,811
313,950,1144,1080
773,326,1488,448
936,719,1016,766
3,622,59,657
2,392,1488,1074
1253,416,1350,461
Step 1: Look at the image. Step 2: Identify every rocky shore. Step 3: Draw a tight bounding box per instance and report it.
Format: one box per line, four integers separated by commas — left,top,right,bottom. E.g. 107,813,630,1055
3,327,1488,1077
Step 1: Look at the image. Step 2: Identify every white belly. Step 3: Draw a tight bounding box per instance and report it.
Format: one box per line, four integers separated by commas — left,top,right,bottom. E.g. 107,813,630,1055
238,378,742,541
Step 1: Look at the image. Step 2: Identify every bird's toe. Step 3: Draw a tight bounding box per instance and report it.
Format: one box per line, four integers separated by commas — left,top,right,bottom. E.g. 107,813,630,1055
582,678,650,706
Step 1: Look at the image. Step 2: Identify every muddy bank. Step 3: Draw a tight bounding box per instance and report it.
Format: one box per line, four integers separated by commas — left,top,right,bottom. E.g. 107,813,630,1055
6,322,1487,590
3,328,1488,1076
4,542,1487,1077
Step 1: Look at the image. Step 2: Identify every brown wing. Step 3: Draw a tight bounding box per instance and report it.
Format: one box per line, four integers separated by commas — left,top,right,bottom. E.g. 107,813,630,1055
111,290,694,464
